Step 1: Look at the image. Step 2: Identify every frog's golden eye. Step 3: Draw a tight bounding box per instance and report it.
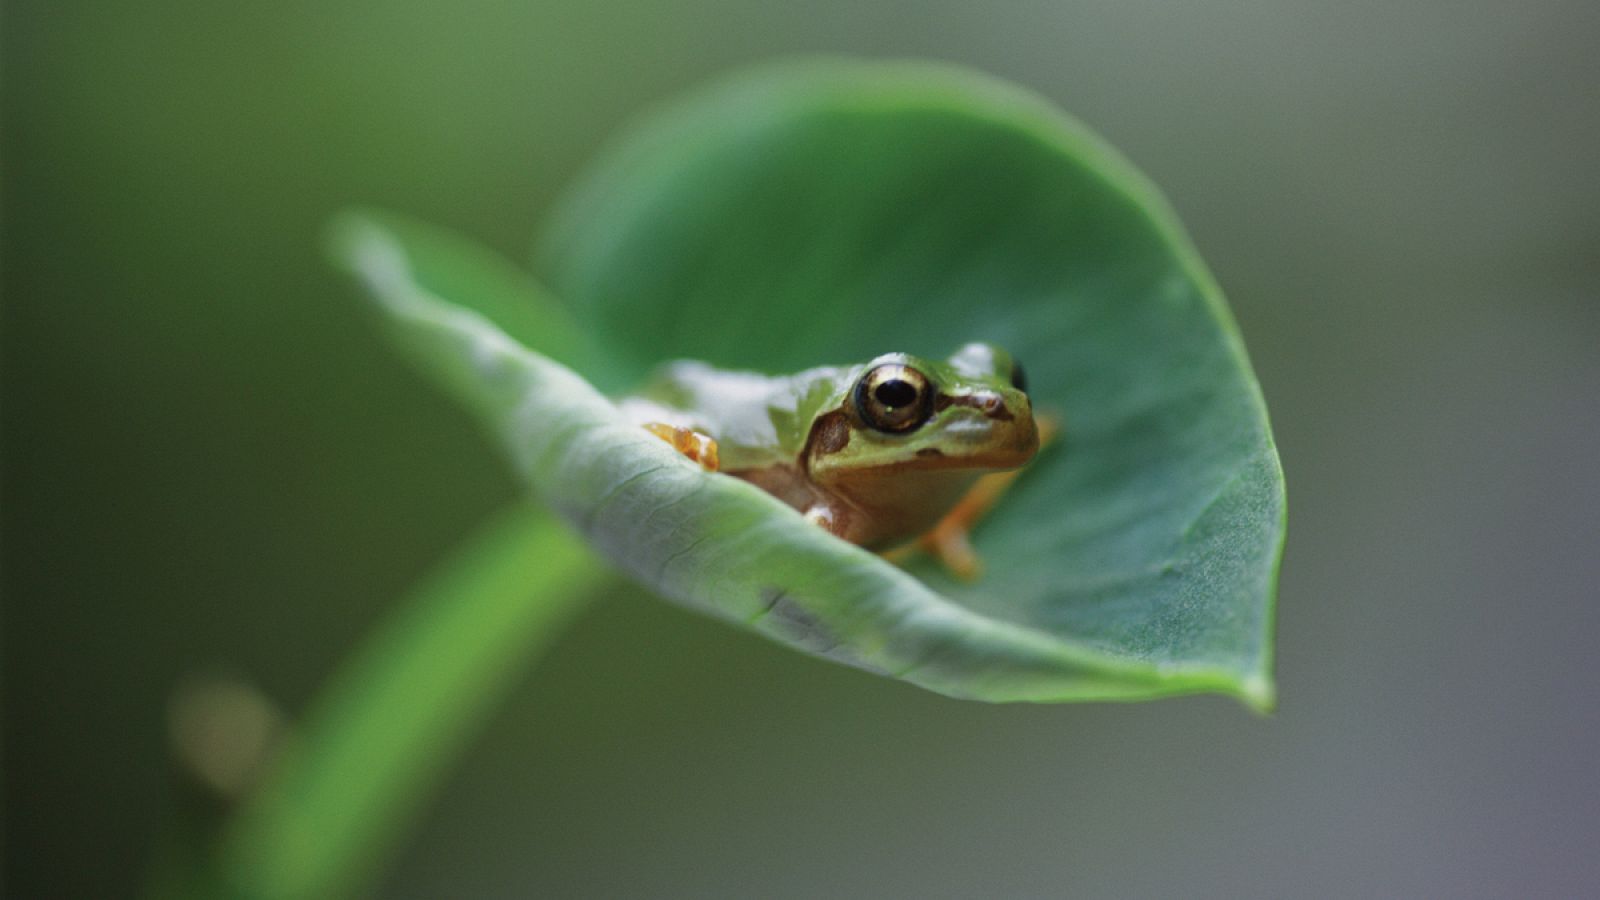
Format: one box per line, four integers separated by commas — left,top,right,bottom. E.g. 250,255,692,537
853,364,933,433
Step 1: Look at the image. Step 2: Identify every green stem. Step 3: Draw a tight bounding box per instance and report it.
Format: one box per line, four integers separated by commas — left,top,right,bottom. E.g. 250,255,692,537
208,504,602,899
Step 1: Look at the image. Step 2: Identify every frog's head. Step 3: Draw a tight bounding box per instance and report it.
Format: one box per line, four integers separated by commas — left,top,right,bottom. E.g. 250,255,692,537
808,342,1039,477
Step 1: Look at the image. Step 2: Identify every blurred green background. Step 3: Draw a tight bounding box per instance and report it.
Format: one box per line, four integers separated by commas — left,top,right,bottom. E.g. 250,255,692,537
5,2,1598,897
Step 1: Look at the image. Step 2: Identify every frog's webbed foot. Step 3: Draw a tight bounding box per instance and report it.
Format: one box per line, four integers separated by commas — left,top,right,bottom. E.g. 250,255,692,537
642,423,720,472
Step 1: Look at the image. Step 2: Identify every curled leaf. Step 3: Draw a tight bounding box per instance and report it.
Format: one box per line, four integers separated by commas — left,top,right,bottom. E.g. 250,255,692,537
338,61,1284,707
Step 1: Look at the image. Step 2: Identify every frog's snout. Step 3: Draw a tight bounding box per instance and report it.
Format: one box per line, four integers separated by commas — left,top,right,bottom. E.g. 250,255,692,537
1002,407,1041,460
955,393,1038,467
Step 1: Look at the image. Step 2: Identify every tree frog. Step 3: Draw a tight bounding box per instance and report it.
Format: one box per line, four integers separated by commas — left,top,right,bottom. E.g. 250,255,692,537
619,342,1043,578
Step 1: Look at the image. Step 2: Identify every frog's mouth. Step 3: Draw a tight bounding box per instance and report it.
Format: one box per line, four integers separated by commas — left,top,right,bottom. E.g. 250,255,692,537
905,404,1039,471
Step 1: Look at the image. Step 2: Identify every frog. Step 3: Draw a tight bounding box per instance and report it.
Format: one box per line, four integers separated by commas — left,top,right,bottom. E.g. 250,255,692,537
618,342,1045,579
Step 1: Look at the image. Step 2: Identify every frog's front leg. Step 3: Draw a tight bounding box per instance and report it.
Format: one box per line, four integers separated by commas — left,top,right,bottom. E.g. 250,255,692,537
913,412,1061,580
642,423,720,471
915,471,1016,579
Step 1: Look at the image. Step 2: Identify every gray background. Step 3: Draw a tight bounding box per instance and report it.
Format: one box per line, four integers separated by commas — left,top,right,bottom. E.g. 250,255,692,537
5,1,1598,896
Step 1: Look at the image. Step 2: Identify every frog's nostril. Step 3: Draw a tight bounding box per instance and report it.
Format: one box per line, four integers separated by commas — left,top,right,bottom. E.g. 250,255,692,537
945,390,1013,420
976,392,1010,419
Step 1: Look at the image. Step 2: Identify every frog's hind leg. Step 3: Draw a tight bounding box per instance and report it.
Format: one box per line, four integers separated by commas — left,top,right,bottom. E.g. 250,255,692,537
913,412,1061,581
642,423,720,472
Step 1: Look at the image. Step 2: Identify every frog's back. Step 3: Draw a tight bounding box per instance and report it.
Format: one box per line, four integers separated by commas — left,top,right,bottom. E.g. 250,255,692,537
617,360,848,472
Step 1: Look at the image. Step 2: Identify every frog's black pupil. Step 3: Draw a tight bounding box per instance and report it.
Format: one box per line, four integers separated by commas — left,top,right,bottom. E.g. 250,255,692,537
1011,362,1029,394
875,379,918,408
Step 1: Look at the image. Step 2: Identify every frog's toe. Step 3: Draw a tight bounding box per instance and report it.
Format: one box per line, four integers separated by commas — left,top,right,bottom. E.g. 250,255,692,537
642,423,720,471
920,527,984,581
803,504,842,535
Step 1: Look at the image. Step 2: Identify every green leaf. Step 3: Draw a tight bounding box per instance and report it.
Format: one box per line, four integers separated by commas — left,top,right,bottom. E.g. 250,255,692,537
342,60,1284,709
330,208,614,390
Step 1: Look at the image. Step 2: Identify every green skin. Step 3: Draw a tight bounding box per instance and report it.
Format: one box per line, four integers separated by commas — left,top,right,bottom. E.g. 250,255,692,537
620,342,1039,549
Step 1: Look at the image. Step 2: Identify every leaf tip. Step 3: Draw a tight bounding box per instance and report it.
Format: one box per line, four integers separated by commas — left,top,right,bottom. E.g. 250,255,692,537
322,209,420,317
1236,671,1277,715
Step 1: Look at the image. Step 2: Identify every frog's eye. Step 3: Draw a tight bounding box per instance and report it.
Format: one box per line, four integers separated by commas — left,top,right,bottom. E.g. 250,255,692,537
854,364,934,434
1010,361,1029,395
